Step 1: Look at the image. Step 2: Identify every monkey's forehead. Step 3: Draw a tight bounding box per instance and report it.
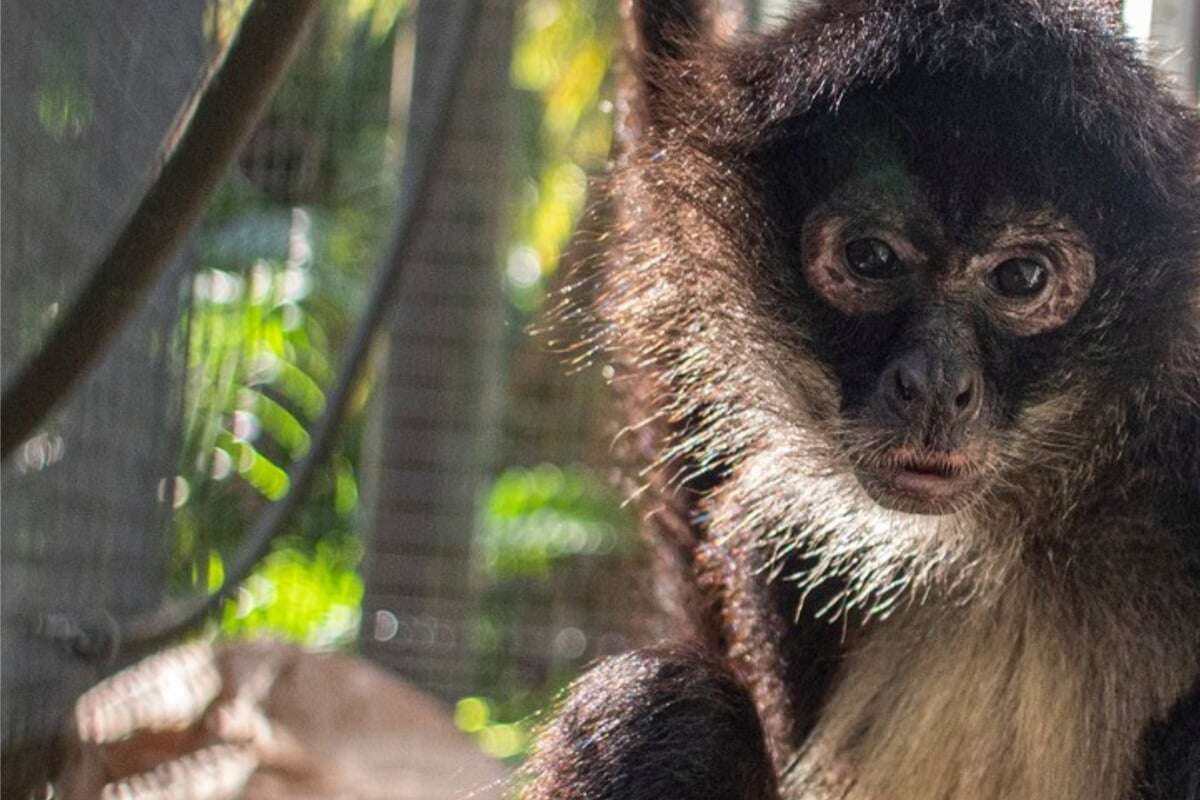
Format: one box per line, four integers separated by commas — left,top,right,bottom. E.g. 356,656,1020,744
785,100,1110,229
814,171,1075,233
675,0,1197,210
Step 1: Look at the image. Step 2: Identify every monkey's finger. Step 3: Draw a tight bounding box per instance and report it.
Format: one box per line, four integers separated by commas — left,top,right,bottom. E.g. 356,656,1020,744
74,642,222,744
97,743,257,800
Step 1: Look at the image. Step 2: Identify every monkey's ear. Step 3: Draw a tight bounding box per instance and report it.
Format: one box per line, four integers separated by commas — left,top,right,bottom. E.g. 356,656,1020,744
618,0,713,140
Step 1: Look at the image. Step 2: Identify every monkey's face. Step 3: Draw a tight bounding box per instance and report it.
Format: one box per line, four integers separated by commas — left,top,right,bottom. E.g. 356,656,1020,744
796,170,1096,515
607,64,1195,536
694,88,1163,522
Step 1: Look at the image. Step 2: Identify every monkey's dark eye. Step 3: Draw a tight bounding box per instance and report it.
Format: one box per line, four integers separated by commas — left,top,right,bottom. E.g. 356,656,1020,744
844,238,903,280
988,258,1048,298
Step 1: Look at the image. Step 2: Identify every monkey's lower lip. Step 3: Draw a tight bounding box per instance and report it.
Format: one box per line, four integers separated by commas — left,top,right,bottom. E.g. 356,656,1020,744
888,468,973,496
857,451,980,513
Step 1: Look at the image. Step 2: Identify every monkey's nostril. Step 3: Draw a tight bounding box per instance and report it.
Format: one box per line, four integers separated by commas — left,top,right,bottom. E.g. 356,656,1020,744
895,365,921,403
953,373,982,420
955,382,973,410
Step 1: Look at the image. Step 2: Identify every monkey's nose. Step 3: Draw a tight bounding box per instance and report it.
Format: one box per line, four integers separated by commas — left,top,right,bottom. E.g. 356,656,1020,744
882,350,982,427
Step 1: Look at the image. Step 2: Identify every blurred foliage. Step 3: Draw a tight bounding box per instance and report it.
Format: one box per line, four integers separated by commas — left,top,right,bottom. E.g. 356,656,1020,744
506,0,619,312
177,0,625,741
480,463,629,579
171,0,413,648
457,464,632,761
456,0,626,760
217,536,365,648
454,694,538,761
36,77,93,141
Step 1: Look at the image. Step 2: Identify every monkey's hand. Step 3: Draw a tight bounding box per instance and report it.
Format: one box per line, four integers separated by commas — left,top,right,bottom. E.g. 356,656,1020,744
519,646,779,800
58,639,507,800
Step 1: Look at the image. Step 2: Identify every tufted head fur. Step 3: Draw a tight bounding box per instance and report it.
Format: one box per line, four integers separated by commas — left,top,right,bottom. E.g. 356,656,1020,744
571,0,1200,619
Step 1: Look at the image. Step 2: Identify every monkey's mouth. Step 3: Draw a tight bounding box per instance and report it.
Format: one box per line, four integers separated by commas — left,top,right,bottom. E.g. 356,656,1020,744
855,447,982,514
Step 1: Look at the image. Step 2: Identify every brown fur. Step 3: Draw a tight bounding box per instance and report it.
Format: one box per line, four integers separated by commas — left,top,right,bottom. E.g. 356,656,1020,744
528,2,1200,798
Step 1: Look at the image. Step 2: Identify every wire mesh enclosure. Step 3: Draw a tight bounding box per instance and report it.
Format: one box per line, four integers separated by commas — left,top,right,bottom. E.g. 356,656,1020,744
2,2,211,788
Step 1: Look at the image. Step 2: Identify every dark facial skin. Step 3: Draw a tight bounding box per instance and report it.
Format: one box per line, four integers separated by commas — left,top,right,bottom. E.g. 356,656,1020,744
799,169,1096,514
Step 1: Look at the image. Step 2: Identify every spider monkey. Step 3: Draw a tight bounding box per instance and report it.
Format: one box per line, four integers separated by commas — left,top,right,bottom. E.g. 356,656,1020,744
522,2,1200,799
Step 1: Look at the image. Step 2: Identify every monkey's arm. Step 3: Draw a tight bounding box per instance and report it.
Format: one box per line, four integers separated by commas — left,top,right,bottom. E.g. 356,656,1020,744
519,647,779,800
1134,679,1200,800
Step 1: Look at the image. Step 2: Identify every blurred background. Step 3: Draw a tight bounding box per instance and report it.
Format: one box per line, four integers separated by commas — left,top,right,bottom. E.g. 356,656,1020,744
2,0,1196,796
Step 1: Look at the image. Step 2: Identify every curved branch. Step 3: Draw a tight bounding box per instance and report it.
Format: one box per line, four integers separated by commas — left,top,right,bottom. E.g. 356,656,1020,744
1,0,321,460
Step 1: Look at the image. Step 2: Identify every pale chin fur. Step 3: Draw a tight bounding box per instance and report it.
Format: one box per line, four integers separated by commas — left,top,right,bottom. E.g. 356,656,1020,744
727,433,1197,800
710,437,1015,626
